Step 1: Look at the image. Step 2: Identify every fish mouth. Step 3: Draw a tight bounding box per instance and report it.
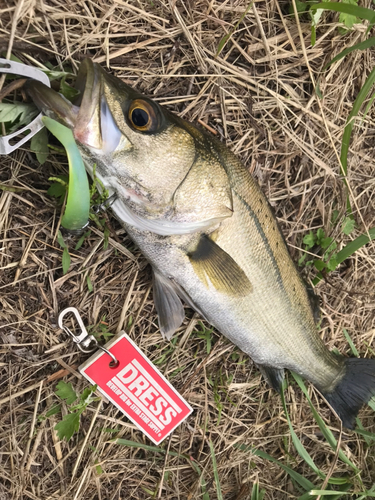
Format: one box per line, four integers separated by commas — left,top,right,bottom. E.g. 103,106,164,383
25,59,117,151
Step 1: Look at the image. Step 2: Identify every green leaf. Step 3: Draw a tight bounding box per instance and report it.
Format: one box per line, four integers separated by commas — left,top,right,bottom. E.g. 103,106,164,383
354,428,375,441
48,182,67,202
0,102,38,131
303,232,316,249
251,481,265,500
312,2,375,23
217,33,231,55
200,474,210,500
87,275,93,292
291,372,359,472
60,76,80,101
30,127,49,164
326,256,338,271
236,444,315,491
313,226,375,284
80,385,97,405
343,328,359,357
75,230,91,250
331,210,339,223
62,247,71,274
216,1,254,55
324,37,375,69
320,236,333,249
310,7,324,28
292,0,309,15
314,260,326,271
335,227,375,265
45,404,61,417
94,460,103,475
341,217,355,235
339,0,359,29
280,382,324,479
43,69,75,81
209,440,223,500
55,412,80,441
316,228,325,243
55,381,77,404
57,230,67,249
315,78,323,97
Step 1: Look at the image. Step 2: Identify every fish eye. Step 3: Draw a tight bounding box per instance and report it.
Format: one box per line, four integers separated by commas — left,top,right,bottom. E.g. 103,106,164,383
128,99,159,133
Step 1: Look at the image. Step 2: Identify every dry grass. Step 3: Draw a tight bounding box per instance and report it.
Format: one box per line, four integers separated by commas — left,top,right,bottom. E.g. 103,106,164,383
1,0,375,498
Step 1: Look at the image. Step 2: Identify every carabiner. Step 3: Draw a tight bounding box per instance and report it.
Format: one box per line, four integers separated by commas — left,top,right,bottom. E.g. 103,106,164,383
58,307,119,366
58,307,98,353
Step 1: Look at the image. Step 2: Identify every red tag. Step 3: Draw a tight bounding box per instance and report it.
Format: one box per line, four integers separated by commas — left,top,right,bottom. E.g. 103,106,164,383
79,332,193,445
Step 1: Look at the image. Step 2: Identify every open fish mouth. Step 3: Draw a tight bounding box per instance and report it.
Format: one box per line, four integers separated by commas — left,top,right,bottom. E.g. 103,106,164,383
25,59,119,152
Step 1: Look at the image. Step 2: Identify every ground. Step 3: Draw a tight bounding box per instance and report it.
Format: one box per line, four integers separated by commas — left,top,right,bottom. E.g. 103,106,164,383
1,0,375,499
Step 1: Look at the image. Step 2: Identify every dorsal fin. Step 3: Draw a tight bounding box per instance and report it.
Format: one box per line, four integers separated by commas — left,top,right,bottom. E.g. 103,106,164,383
188,235,252,296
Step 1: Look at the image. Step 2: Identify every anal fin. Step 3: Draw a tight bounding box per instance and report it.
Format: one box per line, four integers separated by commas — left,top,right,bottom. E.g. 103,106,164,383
152,270,185,340
258,364,285,393
188,235,252,296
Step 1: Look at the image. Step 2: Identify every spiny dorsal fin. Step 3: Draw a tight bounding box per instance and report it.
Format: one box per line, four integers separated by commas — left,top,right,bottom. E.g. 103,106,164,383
152,270,185,340
188,235,252,296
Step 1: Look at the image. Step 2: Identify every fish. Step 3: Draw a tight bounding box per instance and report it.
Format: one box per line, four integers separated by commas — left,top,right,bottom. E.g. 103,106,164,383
25,58,375,429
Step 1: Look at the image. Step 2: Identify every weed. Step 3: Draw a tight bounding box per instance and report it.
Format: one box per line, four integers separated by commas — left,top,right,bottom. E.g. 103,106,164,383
193,321,216,354
207,368,235,424
53,381,100,441
88,315,113,342
216,1,254,55
298,215,359,283
57,230,71,275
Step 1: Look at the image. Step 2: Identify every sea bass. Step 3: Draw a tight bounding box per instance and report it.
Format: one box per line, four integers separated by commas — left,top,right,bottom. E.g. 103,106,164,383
26,59,375,429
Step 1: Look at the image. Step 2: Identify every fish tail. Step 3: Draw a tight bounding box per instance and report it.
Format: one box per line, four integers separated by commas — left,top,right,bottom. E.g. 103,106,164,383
322,358,375,429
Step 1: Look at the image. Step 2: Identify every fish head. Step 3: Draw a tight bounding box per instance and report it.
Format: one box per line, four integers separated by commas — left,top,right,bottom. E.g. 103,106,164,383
26,59,198,213
26,59,232,235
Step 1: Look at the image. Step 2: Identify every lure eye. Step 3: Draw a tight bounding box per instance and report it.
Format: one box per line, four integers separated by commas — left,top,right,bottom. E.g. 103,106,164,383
128,99,159,133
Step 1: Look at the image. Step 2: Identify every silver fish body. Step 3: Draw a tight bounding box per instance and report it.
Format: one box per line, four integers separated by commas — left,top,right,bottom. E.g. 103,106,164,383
25,59,375,428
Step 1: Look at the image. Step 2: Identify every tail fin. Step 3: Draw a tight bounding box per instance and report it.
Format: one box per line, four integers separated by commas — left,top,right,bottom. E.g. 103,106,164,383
322,358,375,429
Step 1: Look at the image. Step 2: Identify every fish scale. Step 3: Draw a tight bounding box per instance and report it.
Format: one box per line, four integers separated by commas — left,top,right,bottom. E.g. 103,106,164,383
25,58,375,429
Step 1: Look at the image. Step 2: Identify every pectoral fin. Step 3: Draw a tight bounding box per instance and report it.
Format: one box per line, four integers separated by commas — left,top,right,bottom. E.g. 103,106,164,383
188,235,252,296
152,270,185,340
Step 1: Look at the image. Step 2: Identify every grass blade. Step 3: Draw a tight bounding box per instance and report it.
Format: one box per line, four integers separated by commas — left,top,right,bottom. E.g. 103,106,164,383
312,3,375,22
342,328,359,357
216,1,253,55
313,226,375,285
251,481,265,500
291,372,359,472
209,440,223,500
235,443,315,491
340,68,375,176
335,227,375,263
354,428,375,442
280,382,324,478
324,38,375,69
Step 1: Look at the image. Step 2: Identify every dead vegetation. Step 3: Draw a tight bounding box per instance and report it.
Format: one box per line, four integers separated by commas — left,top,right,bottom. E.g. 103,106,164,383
1,0,375,498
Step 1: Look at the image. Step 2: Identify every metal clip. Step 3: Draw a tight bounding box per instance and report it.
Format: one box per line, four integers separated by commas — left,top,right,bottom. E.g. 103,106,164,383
0,58,51,155
91,193,117,214
58,307,98,353
58,307,119,366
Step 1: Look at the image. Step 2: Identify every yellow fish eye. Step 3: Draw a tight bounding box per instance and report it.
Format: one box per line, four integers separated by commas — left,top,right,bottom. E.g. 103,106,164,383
128,99,158,132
